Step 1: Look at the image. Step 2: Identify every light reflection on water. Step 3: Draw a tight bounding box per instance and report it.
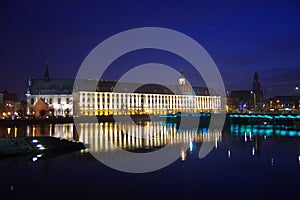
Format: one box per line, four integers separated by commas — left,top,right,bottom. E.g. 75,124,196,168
0,122,299,164
230,123,300,137
0,122,299,154
76,122,222,153
0,122,222,154
0,122,299,199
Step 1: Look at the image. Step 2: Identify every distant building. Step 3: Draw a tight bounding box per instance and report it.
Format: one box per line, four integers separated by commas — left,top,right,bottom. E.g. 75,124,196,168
227,72,264,112
26,63,222,116
227,90,252,111
0,90,23,118
268,96,300,111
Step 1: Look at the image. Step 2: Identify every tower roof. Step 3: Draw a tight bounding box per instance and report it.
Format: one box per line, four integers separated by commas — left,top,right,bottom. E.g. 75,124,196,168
254,72,258,81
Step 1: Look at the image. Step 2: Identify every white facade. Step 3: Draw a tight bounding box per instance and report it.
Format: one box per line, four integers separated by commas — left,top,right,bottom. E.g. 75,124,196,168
74,91,221,116
26,94,73,116
27,91,221,117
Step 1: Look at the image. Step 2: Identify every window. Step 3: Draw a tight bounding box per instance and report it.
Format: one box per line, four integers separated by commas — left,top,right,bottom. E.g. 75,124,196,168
66,98,69,104
49,98,52,104
58,98,61,104
31,98,34,105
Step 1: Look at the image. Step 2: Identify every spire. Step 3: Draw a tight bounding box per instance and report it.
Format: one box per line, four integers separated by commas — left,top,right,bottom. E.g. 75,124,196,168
254,72,258,81
44,59,49,82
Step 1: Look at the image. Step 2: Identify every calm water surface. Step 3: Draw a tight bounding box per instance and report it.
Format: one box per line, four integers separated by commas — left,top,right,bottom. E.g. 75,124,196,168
0,121,299,199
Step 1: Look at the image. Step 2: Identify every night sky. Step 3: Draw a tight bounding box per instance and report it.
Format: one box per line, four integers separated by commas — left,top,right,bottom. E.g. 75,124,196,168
1,0,300,99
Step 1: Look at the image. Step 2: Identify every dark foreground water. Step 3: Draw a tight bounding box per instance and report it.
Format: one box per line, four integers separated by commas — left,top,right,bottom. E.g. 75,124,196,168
0,121,299,199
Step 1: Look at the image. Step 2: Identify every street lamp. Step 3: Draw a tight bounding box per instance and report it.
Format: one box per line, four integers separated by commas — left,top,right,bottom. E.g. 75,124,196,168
250,91,256,112
296,87,299,110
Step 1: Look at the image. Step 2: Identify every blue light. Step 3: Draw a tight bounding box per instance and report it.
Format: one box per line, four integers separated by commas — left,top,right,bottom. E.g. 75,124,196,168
289,131,296,137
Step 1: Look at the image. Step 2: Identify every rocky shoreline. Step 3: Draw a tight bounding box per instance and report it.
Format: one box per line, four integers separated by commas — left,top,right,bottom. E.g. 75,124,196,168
0,136,85,157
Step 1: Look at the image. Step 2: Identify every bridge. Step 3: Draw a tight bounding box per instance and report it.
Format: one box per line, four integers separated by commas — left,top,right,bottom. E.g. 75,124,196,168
229,113,300,130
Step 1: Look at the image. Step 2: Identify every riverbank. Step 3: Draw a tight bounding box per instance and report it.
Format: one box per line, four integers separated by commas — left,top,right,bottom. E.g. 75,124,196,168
1,113,299,126
0,114,155,125
0,117,74,126
0,136,85,157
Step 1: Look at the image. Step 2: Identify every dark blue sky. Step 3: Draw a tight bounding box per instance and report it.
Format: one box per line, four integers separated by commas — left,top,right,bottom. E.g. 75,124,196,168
1,0,300,99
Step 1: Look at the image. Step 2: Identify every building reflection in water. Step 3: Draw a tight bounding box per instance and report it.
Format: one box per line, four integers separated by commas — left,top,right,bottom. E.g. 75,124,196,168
0,122,222,155
1,121,299,163
75,122,222,154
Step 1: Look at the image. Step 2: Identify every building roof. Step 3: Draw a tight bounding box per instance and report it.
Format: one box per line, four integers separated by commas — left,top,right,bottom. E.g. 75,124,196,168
28,78,218,96
28,79,74,95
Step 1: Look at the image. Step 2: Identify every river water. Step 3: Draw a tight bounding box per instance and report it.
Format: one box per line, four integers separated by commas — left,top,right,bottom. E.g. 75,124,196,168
0,121,299,199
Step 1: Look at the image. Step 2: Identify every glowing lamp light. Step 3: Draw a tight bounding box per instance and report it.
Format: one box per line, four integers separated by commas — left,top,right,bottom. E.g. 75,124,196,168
180,150,187,161
38,146,45,150
227,150,231,158
271,158,274,165
189,141,193,152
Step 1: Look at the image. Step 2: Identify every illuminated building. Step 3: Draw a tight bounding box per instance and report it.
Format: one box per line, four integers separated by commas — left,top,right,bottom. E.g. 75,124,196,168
268,96,300,111
26,62,73,116
73,90,221,116
0,90,23,118
73,70,221,116
26,63,222,116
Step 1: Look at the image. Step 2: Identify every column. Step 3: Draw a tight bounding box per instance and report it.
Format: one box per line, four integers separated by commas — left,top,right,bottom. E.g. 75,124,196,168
94,93,98,115
104,93,108,110
99,93,103,110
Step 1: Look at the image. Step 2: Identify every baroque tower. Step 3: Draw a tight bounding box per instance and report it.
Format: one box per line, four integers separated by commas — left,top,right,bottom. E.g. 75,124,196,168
178,69,192,95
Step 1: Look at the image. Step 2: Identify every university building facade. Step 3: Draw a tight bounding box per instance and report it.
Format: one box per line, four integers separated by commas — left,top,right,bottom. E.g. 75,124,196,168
74,91,221,116
26,64,221,117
